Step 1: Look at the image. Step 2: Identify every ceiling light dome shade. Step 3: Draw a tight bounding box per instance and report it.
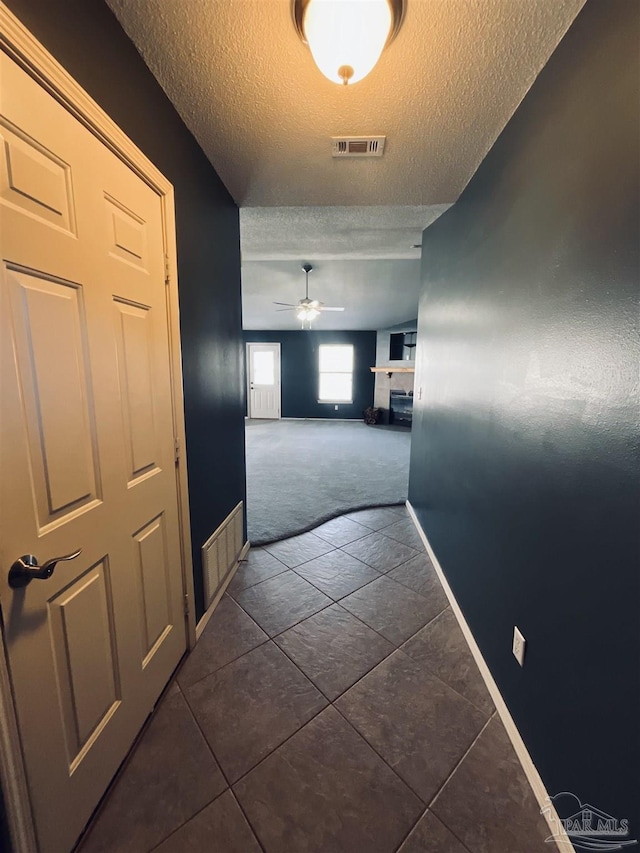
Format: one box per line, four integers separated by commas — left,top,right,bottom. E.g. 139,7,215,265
297,0,402,86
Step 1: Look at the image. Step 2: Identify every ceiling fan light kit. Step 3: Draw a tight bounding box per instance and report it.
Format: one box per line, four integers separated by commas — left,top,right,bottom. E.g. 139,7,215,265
292,0,406,86
273,263,345,328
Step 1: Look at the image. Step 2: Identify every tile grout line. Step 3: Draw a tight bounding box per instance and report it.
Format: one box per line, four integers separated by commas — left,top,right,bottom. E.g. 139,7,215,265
233,548,443,650
179,676,269,853
392,708,495,853
80,509,422,851
223,582,480,721
224,695,425,846
182,593,336,690
391,806,475,853
74,670,188,851
181,605,335,798
398,610,496,718
288,562,385,605
179,510,476,851
283,596,399,651
82,680,229,852
271,634,343,705
175,635,485,853
227,566,289,597
229,788,267,853
262,508,475,847
228,701,330,789
330,700,430,808
427,714,495,815
227,549,292,595
199,575,437,798
177,632,272,691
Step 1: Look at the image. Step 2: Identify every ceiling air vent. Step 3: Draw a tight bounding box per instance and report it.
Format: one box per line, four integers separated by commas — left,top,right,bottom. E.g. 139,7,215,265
331,136,386,158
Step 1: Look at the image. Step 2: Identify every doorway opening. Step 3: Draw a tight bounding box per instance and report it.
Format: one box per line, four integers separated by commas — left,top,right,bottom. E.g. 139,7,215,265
246,342,281,419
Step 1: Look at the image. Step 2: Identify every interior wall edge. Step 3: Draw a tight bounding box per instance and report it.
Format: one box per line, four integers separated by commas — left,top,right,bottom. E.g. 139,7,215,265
405,501,569,853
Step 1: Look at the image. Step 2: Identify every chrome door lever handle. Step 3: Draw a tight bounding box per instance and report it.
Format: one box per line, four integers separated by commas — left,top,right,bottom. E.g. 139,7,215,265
8,548,82,589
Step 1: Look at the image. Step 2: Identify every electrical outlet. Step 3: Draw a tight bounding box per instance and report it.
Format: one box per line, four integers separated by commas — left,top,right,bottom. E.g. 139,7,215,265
334,405,338,410
512,626,526,667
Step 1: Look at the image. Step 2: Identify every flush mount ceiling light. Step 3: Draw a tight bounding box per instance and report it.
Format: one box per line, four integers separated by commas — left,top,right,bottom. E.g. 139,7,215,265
292,0,405,86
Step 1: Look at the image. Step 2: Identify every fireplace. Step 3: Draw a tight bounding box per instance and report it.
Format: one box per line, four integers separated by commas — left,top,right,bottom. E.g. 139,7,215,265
389,390,413,427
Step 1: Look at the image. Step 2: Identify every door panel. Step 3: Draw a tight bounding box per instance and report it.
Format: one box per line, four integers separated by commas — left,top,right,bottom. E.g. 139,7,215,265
0,53,186,853
7,268,100,524
133,513,173,666
114,299,158,482
247,342,281,419
0,117,76,234
105,194,147,269
48,560,120,758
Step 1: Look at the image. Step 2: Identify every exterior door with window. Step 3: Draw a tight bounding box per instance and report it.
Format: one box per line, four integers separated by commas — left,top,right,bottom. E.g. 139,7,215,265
0,53,186,853
247,343,281,419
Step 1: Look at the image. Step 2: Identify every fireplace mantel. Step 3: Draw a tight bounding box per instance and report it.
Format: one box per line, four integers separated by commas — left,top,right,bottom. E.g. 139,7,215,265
370,366,415,377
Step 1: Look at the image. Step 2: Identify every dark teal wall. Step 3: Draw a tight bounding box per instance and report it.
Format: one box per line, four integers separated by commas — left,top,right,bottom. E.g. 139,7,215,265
3,0,246,623
409,0,639,836
244,331,376,419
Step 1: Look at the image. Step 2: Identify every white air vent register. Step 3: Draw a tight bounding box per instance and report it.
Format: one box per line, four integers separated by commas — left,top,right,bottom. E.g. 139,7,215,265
331,136,386,157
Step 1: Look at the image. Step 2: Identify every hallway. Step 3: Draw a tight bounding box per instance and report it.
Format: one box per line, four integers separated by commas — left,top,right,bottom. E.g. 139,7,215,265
78,507,551,853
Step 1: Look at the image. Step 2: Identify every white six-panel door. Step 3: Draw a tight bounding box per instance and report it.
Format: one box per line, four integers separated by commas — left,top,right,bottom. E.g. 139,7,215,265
0,53,186,853
247,342,281,419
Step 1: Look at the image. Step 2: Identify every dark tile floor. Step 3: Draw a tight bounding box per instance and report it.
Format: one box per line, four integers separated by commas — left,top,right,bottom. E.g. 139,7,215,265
79,506,552,853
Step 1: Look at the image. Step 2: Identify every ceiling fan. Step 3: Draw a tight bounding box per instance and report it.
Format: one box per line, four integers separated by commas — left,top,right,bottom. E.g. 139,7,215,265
274,263,345,327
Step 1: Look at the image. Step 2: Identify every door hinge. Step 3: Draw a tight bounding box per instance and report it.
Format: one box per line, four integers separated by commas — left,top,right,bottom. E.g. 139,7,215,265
184,594,190,617
174,436,180,464
164,254,171,284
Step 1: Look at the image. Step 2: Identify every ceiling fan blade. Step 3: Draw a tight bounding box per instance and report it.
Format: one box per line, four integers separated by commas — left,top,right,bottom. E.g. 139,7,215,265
273,301,296,307
319,306,345,312
275,307,295,312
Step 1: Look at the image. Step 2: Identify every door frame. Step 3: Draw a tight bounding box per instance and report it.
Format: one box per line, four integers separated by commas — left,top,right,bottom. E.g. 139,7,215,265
0,5,196,849
246,342,282,419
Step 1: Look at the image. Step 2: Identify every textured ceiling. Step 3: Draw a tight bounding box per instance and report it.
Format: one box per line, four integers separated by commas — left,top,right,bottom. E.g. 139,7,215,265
106,0,583,208
240,205,451,260
106,0,585,328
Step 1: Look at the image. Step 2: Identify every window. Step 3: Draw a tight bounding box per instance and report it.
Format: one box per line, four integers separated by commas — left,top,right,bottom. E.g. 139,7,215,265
252,350,275,385
318,344,354,403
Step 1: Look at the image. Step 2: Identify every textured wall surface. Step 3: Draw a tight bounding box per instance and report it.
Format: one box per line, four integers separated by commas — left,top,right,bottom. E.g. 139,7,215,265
243,331,376,420
3,0,246,621
409,0,639,836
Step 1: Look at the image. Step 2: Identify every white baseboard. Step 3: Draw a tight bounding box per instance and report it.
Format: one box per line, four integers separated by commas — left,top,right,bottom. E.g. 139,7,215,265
195,540,250,640
405,501,574,852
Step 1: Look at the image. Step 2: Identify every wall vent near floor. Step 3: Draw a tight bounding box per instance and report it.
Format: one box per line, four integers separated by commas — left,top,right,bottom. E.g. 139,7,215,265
201,501,244,608
331,136,386,157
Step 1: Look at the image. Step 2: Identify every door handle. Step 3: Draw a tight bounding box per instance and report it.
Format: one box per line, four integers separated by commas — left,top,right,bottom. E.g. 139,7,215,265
8,549,82,589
